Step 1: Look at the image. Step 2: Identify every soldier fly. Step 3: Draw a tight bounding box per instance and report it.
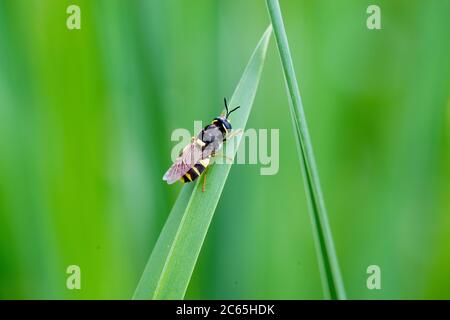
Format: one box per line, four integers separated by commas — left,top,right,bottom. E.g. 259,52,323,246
163,98,240,191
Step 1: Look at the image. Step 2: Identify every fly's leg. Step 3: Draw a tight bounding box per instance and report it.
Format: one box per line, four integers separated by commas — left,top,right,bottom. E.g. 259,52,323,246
211,150,234,164
202,165,209,192
225,129,243,141
214,129,243,163
218,152,234,164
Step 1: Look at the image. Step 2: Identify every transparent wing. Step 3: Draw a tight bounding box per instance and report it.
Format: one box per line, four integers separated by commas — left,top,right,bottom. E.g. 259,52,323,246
162,141,205,184
162,160,191,184
163,127,225,184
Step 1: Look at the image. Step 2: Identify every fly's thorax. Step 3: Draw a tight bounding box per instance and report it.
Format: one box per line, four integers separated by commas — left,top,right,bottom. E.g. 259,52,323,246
195,123,225,156
198,123,226,143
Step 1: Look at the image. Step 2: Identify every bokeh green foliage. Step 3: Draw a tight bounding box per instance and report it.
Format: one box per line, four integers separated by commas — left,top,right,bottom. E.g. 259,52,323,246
0,0,449,299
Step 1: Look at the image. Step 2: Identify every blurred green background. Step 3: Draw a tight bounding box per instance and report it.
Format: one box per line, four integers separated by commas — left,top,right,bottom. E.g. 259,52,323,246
0,0,449,299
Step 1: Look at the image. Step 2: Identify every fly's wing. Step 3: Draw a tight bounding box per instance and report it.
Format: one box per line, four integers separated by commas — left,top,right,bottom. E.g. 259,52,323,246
163,127,225,184
162,141,204,184
162,160,190,184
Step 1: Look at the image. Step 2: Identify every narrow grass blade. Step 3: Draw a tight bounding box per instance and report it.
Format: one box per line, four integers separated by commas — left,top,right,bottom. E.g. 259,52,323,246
265,0,346,299
133,26,272,300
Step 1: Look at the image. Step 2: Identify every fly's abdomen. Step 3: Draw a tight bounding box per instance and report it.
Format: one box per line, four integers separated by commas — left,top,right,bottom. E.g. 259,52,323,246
180,158,210,183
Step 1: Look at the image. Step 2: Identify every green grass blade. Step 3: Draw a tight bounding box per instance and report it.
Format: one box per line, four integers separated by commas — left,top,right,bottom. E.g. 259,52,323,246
265,0,346,300
133,25,272,300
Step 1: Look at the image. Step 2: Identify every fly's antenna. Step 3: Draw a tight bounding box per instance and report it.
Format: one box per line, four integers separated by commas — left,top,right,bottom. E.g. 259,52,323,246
224,97,229,115
226,106,240,118
224,97,240,118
